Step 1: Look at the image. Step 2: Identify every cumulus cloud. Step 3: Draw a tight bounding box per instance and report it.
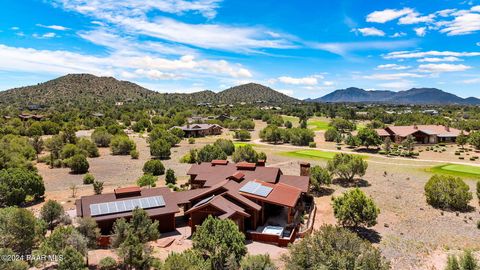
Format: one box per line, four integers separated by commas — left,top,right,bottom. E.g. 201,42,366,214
390,32,406,38
414,27,427,36
278,76,319,85
376,64,410,70
355,27,385,36
398,12,435,24
440,12,480,35
418,63,471,72
366,8,413,23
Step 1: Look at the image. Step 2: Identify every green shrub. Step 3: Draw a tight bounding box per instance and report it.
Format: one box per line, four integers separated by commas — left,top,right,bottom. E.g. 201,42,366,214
142,160,165,176
188,137,195,144
110,135,136,155
130,149,139,159
93,181,103,195
83,173,95,184
99,257,117,270
137,174,157,187
309,142,316,148
332,188,379,228
165,169,176,185
424,174,472,211
68,154,89,174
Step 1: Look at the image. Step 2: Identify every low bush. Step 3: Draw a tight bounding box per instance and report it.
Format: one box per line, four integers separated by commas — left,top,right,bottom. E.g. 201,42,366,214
424,174,472,211
83,173,95,184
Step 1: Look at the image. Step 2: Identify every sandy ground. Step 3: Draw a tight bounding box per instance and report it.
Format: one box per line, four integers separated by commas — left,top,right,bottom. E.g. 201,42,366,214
32,124,480,270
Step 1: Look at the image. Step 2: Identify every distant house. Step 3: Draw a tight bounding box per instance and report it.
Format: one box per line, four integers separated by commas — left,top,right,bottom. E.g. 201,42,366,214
76,161,314,247
92,112,105,118
174,123,223,137
375,125,465,144
422,109,439,115
18,113,44,121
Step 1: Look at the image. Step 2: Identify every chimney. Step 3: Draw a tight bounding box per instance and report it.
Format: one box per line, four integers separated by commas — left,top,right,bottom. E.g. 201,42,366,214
300,162,311,176
257,160,265,167
445,125,450,132
413,124,418,130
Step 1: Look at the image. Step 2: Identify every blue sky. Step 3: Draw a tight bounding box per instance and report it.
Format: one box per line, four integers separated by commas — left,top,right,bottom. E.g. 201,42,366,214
0,0,479,99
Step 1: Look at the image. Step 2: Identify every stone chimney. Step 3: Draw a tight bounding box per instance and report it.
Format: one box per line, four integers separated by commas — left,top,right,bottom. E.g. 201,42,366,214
300,162,311,176
445,125,450,132
257,160,265,167
413,124,418,130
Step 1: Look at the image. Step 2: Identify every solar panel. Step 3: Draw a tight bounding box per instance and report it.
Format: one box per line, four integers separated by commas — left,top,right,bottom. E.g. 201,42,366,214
239,181,273,197
255,185,273,197
239,181,261,194
193,195,215,208
89,195,166,217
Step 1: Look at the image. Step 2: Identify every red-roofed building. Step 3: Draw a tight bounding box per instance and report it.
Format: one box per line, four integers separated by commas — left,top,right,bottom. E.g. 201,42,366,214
76,161,314,247
378,125,466,144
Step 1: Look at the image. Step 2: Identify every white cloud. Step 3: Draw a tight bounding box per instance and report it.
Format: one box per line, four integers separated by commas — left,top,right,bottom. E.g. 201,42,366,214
32,32,57,39
366,8,413,23
390,32,406,38
36,24,70,31
10,26,19,30
398,12,435,24
439,11,480,35
418,63,471,72
436,9,457,17
323,81,335,86
0,44,253,80
53,0,223,19
355,27,385,36
51,0,295,53
472,6,480,12
385,50,480,59
310,40,416,56
417,56,462,62
278,89,294,96
461,78,480,84
363,73,424,80
414,27,427,36
278,76,319,85
477,42,480,46
376,64,410,70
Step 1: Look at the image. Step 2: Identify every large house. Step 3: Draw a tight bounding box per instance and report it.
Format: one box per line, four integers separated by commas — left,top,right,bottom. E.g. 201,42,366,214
173,123,223,137
375,125,465,144
76,161,313,247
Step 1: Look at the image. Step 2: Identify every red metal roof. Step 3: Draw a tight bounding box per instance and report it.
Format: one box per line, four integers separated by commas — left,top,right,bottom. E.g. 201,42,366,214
236,162,256,169
211,160,229,165
114,186,141,195
239,180,302,208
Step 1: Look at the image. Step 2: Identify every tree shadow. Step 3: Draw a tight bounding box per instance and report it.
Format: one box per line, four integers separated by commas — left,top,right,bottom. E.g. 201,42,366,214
333,178,370,188
22,197,45,207
436,205,476,214
353,148,380,154
311,187,335,197
348,226,382,244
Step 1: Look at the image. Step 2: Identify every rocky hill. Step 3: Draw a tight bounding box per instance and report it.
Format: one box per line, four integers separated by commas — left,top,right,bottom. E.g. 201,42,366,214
0,75,298,108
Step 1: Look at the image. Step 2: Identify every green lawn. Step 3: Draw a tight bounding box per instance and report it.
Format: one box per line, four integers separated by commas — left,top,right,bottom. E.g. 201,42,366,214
281,149,366,160
307,119,329,131
428,164,480,178
281,115,299,125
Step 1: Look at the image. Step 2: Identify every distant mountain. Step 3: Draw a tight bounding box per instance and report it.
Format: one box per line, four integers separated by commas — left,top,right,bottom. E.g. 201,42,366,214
310,87,480,105
0,74,297,108
216,83,298,104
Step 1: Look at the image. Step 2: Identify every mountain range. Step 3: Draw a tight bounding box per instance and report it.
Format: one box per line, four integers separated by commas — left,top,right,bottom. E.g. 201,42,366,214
307,87,480,105
0,74,478,107
0,74,297,107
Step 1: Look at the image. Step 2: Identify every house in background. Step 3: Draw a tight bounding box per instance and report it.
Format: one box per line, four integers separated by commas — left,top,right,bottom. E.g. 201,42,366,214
18,113,44,121
76,161,314,247
375,125,465,144
174,123,223,137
